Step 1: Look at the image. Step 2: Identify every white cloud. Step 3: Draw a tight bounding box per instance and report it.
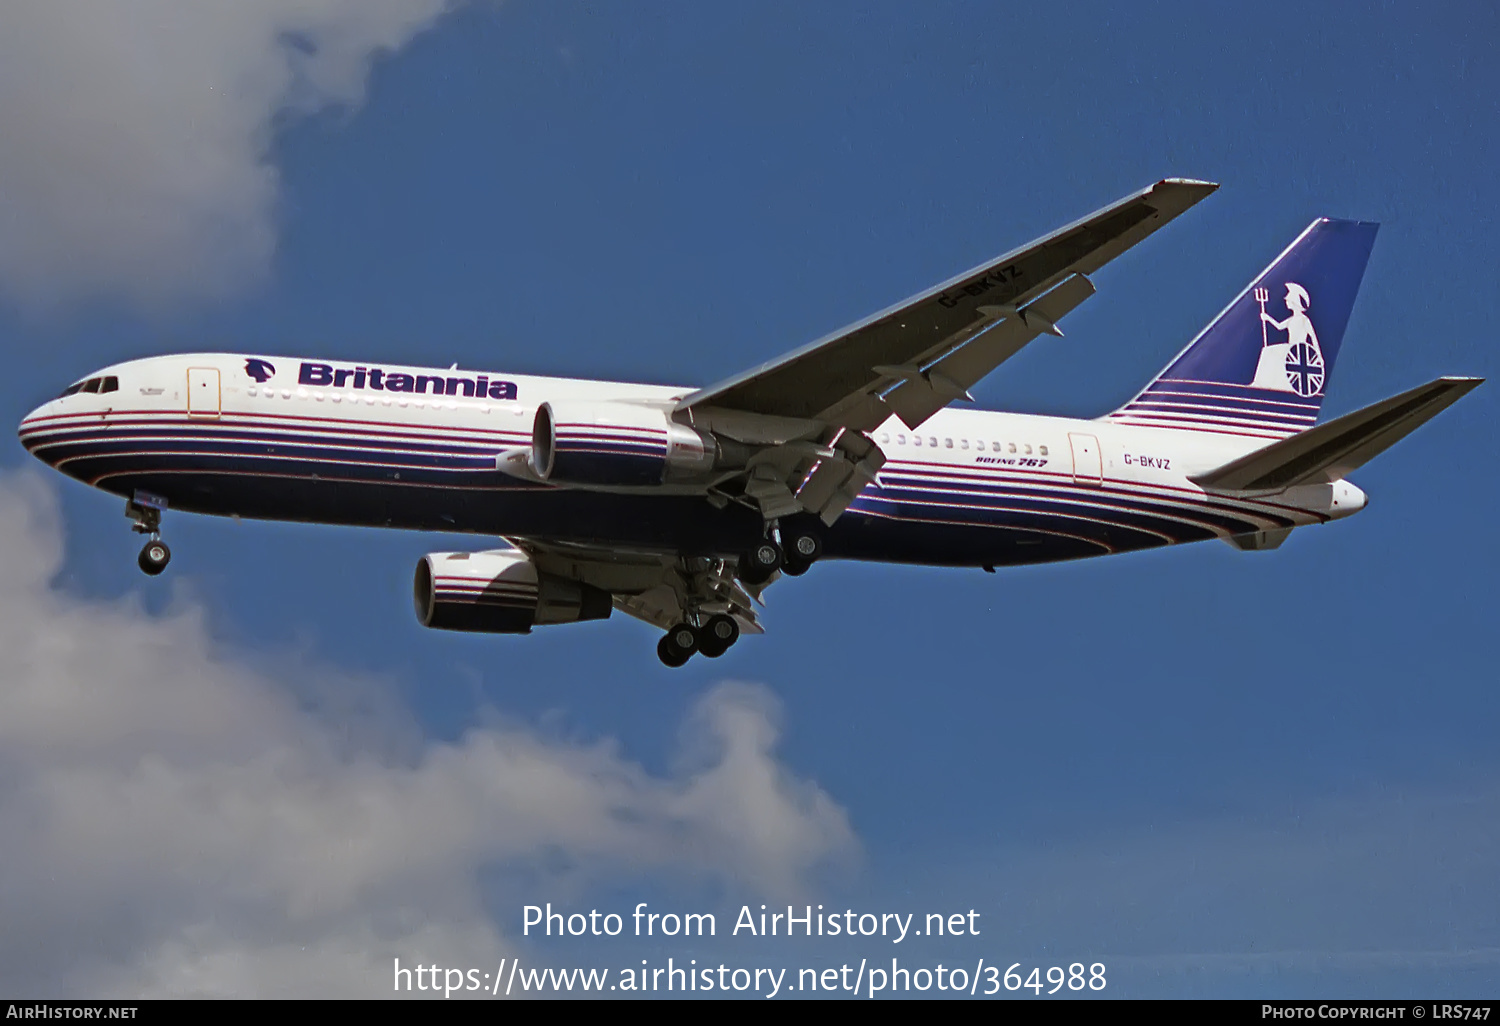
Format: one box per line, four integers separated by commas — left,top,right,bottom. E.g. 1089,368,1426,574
0,0,457,312
0,471,855,997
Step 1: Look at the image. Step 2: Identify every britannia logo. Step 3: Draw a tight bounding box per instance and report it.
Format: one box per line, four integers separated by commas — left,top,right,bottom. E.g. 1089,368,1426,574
1251,282,1324,397
245,358,277,383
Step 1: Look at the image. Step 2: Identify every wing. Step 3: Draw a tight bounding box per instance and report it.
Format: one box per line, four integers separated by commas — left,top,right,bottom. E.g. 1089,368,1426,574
507,537,767,635
678,178,1217,434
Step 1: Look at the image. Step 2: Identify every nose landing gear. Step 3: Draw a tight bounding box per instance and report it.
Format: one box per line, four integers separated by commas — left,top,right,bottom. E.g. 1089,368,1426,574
127,493,171,576
138,539,171,576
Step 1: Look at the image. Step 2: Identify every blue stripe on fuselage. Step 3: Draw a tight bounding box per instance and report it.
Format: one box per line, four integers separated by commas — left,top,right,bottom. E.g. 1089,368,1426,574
21,414,1307,567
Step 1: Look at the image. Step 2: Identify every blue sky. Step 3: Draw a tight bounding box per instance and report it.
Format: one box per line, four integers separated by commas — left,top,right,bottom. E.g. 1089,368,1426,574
0,0,1495,998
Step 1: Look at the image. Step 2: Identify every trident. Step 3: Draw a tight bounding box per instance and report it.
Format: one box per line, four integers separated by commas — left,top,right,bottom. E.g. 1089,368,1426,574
1253,285,1270,347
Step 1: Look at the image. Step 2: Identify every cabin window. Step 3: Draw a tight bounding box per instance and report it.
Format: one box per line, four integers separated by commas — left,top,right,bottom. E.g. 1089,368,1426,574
960,439,968,450
945,438,953,448
1024,444,1032,455
1008,443,1017,454
896,434,906,445
928,436,937,447
880,433,890,444
913,436,922,446
296,388,309,399
1039,445,1048,456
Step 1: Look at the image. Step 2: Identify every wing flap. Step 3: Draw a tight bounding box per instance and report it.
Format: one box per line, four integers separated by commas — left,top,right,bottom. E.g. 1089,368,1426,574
1189,376,1483,493
880,272,1097,429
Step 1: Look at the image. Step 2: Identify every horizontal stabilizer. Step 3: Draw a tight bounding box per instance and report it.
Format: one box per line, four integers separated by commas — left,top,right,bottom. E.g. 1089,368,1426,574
1190,376,1483,493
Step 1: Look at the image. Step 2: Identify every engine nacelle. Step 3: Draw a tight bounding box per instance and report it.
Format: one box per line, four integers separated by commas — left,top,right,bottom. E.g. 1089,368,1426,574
531,400,720,487
414,550,612,634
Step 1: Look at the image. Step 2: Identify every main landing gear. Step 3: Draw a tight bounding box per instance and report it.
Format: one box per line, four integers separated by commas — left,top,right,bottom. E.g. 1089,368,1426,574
737,539,783,586
779,518,823,577
127,494,171,576
657,614,741,667
737,515,823,585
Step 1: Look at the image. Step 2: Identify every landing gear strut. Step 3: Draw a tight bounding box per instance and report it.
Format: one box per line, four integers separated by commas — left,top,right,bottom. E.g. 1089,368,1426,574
127,495,171,576
656,614,741,667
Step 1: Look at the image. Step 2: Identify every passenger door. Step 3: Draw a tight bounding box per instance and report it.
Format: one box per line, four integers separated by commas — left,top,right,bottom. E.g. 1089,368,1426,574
187,367,221,418
1069,432,1102,485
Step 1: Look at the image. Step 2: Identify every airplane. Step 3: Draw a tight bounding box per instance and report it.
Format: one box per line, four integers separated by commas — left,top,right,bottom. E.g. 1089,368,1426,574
16,179,1482,666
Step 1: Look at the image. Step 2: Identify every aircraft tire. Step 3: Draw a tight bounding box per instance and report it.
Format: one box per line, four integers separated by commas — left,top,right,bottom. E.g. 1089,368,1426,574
658,622,698,667
697,614,739,658
657,635,690,668
782,520,823,563
138,540,171,576
739,540,782,584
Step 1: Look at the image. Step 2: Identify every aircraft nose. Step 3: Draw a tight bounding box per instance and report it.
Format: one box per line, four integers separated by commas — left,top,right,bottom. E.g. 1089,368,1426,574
17,401,59,465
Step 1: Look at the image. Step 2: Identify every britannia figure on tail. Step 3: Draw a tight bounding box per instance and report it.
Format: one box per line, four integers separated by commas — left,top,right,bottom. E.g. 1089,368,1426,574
1252,282,1325,396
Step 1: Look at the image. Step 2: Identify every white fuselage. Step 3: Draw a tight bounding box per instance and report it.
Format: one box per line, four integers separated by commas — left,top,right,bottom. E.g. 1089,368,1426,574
18,353,1365,568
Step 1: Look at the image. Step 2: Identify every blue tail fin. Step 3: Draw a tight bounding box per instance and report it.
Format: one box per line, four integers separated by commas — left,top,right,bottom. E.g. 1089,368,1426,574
1108,218,1379,439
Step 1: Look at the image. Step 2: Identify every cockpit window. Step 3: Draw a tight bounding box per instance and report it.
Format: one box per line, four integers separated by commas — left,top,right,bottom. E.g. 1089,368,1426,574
55,375,116,398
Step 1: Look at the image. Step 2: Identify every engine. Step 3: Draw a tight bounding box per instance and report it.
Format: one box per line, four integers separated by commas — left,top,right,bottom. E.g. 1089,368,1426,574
531,400,727,487
414,550,612,634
